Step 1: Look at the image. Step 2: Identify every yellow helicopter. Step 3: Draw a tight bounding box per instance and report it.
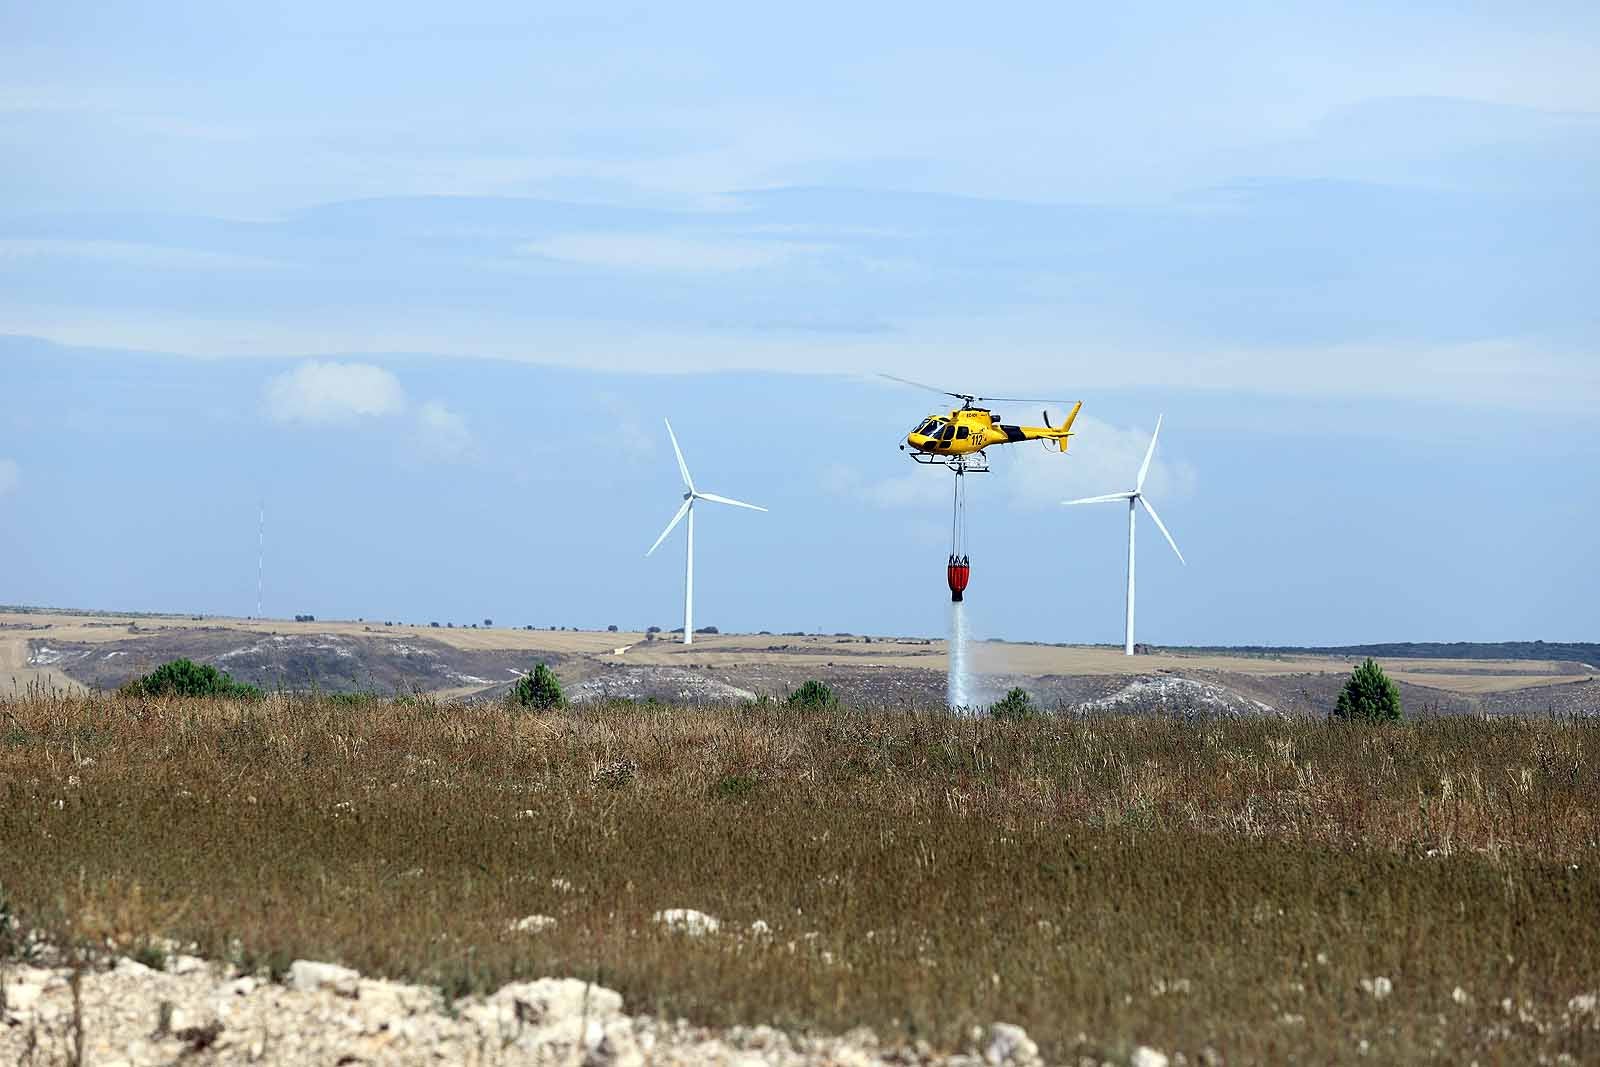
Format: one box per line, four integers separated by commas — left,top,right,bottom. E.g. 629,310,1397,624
881,375,1083,602
885,374,1083,471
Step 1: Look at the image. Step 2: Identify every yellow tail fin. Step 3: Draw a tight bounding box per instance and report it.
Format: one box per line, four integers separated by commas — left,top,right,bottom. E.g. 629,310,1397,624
1054,401,1082,453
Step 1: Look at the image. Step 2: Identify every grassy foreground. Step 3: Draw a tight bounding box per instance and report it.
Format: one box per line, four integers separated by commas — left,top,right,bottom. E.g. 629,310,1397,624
3,691,1599,1063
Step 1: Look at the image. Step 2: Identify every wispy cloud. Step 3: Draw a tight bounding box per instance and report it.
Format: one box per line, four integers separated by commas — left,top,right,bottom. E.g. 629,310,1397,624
521,233,824,272
415,401,473,459
0,239,283,272
264,362,408,423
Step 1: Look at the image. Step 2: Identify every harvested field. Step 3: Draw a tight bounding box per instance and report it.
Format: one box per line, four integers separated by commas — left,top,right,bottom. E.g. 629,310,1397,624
3,691,1599,1064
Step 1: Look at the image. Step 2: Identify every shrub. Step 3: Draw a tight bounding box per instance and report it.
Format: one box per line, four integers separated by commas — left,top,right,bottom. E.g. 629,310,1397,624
120,659,262,700
711,774,759,800
1334,658,1403,722
607,625,619,632
512,663,564,710
787,679,836,709
989,687,1040,720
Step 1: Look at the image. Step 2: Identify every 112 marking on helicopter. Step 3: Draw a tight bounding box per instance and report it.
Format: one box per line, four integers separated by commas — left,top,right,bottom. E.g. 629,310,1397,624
885,374,1082,472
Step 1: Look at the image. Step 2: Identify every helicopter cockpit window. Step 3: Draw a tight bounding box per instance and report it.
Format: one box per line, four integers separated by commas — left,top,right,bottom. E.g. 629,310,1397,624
939,424,956,442
917,419,938,436
955,426,969,440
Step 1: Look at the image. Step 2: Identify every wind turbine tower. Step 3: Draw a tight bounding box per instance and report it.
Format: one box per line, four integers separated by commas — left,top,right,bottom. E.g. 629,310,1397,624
1064,415,1185,655
645,419,767,645
256,502,264,619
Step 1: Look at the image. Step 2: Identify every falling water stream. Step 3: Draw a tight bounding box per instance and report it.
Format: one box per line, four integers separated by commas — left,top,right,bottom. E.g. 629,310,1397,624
947,600,971,711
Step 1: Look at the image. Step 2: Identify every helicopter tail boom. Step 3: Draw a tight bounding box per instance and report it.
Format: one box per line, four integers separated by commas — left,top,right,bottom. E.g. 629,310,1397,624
1000,401,1082,452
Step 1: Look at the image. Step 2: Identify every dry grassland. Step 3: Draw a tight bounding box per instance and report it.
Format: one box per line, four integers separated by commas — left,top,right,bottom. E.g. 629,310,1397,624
3,690,1599,1063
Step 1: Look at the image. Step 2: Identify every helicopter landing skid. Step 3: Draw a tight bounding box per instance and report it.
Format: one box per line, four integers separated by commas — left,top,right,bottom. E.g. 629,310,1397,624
908,450,990,473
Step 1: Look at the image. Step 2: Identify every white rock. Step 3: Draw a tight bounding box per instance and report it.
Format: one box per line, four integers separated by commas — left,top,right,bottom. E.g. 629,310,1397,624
983,1021,1039,1064
224,975,258,996
166,1006,209,1034
510,914,559,934
749,919,771,936
652,908,721,936
1452,986,1472,1005
587,1021,645,1067
1132,1047,1170,1067
113,957,157,977
1570,992,1598,1014
287,959,361,996
2,974,43,1016
1359,976,1393,1000
485,977,624,1025
167,954,208,975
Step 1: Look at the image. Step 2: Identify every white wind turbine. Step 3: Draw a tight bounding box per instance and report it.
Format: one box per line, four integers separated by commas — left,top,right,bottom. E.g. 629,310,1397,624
645,418,767,645
1064,415,1185,656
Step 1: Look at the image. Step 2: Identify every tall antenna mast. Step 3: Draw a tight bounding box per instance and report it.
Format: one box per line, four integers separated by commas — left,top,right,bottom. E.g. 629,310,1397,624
257,502,264,618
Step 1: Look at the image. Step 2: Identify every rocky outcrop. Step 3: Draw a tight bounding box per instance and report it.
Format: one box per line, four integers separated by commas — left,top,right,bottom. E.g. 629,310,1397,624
0,954,1057,1066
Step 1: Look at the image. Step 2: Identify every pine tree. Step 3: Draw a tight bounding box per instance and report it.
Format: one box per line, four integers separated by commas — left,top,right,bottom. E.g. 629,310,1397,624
1334,658,1403,722
512,663,564,710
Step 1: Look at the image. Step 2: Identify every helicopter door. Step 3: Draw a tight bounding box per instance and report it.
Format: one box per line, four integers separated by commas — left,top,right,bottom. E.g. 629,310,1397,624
954,426,969,441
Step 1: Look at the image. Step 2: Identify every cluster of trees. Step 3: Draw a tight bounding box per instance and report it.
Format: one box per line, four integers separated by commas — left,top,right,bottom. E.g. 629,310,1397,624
120,659,262,700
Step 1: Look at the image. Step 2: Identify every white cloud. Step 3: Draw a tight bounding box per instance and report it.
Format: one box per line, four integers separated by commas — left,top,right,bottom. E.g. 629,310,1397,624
415,401,473,459
522,233,824,272
0,458,18,495
1002,416,1198,510
264,362,407,424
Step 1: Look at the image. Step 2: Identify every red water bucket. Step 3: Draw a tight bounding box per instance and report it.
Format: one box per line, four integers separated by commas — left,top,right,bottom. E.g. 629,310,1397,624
946,557,971,602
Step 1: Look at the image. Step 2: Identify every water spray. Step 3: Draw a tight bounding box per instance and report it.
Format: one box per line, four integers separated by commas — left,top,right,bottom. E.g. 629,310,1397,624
945,463,974,709
947,599,971,710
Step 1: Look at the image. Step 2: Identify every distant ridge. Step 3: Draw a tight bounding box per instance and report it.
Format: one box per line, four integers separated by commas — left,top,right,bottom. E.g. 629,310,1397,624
1173,641,1600,663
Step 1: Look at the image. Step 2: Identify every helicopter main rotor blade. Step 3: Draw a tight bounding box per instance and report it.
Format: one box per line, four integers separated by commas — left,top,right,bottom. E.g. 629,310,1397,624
663,417,695,493
645,497,692,557
1139,496,1186,565
1136,414,1164,493
878,372,974,403
976,395,1079,407
694,491,768,512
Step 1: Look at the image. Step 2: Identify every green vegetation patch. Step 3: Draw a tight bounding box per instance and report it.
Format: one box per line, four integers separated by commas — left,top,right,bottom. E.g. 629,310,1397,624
119,658,262,700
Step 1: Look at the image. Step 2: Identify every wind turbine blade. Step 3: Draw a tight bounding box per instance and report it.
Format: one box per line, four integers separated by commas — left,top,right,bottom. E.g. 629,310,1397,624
1063,492,1135,506
663,418,694,493
645,498,692,557
1138,496,1185,565
1135,414,1163,493
694,492,768,512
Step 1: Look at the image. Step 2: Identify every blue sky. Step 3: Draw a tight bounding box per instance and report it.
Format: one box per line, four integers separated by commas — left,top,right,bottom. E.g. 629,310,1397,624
1,2,1596,643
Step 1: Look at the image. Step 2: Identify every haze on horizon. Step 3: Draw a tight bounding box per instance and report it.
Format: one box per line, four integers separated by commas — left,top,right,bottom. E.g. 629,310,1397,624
1,1,1596,645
